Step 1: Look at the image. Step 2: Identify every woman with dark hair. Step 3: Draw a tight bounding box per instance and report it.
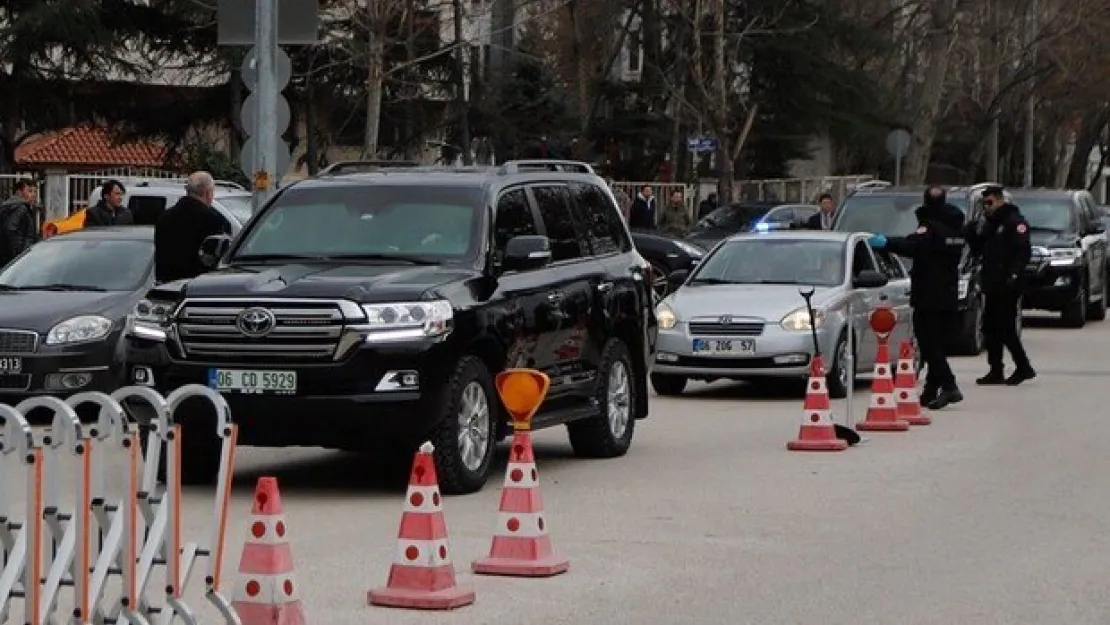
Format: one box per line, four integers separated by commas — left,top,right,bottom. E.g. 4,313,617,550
84,179,134,227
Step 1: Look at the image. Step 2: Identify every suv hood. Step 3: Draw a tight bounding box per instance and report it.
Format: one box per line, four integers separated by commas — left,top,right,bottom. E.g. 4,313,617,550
174,263,477,302
1029,230,1079,249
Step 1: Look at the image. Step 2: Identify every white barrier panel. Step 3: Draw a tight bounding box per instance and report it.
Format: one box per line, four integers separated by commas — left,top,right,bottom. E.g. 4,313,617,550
0,384,241,625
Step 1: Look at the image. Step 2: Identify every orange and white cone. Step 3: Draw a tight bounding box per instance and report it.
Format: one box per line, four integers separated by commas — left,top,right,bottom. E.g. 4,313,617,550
786,354,848,451
472,428,570,576
895,340,930,426
368,442,475,610
231,477,306,625
856,340,909,431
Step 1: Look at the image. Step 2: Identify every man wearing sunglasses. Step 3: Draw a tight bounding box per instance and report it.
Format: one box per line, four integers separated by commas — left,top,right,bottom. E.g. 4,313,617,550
965,185,1035,386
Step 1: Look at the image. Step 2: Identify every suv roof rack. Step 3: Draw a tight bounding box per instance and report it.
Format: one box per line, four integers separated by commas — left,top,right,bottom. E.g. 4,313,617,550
497,159,595,175
317,160,422,176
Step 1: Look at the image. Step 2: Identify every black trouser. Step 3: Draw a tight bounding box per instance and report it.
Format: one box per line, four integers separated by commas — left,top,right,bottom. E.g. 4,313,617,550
913,309,957,389
983,288,1031,371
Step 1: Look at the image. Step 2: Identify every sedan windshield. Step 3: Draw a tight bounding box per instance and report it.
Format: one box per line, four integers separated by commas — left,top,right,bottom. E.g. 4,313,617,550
233,185,484,262
216,194,254,225
1008,197,1074,232
0,238,153,291
834,194,922,236
689,238,845,287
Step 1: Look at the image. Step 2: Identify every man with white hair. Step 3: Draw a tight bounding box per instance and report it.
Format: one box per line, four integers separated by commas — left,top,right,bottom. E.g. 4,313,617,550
153,171,231,283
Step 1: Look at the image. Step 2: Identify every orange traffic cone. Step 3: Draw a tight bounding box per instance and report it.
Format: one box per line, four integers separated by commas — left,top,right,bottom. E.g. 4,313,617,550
857,339,909,431
231,477,306,625
368,442,475,610
787,355,848,451
895,341,930,426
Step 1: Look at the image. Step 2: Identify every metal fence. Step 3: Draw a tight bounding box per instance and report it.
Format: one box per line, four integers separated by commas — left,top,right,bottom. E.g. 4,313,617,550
65,168,183,214
733,175,874,203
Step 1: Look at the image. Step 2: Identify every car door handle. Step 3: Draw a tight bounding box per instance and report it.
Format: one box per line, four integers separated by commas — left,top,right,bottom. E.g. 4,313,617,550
597,281,614,293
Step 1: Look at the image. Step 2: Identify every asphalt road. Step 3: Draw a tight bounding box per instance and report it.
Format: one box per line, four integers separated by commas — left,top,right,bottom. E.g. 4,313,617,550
5,313,1110,625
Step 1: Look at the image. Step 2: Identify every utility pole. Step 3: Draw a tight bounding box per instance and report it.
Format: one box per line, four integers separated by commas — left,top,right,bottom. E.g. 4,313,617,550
1022,0,1039,188
453,0,472,165
253,0,279,212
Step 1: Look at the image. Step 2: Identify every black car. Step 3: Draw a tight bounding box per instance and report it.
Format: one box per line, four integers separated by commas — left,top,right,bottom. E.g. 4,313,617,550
831,184,988,354
684,201,788,248
124,159,657,494
0,226,154,419
978,188,1108,327
629,230,706,297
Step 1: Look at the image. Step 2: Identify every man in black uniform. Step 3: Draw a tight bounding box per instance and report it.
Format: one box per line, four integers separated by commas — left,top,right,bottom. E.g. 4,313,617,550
965,185,1035,385
866,185,966,409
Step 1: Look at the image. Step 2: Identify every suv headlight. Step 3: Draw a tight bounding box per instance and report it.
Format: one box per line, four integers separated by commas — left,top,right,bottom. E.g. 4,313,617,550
361,300,453,342
133,299,175,324
46,315,112,345
781,307,824,331
656,300,677,329
958,278,970,300
1048,247,1082,266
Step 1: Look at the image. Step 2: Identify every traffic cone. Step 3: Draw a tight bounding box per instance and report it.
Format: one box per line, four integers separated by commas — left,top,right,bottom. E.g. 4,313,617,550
786,354,848,451
472,428,570,577
368,442,475,610
231,477,306,625
895,341,931,426
856,340,909,431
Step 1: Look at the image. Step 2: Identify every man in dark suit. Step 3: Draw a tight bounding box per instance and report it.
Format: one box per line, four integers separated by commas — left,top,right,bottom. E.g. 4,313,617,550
628,185,656,230
154,171,231,283
804,193,837,230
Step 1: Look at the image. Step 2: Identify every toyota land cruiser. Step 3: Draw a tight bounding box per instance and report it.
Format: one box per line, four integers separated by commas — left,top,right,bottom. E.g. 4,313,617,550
123,160,657,494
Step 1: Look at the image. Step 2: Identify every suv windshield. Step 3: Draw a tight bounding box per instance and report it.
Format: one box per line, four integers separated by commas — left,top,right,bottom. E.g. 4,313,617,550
1008,196,1075,232
689,238,845,287
834,193,968,236
0,238,152,291
233,185,485,262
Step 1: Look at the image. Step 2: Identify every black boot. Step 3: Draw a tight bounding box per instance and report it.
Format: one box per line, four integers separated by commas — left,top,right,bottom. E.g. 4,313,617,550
928,386,964,410
976,369,1005,385
1006,366,1036,386
920,383,938,407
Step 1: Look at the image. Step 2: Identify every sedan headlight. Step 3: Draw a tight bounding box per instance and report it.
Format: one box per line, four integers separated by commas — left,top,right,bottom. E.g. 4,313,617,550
1048,247,1082,266
656,300,677,329
361,300,453,342
46,315,113,345
958,278,970,300
673,240,705,258
133,299,175,324
780,307,825,332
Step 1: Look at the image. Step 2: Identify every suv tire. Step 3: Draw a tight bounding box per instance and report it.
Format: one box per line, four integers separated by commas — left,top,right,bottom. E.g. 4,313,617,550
650,373,687,396
955,294,985,355
429,356,498,495
1088,275,1108,321
568,339,636,458
1062,277,1088,328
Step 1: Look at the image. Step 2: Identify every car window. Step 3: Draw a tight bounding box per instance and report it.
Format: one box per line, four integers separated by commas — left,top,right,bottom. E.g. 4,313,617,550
531,185,585,263
793,207,818,223
568,182,627,255
233,185,483,261
0,238,152,291
873,249,905,279
128,195,167,226
852,240,876,276
216,194,254,225
764,206,794,223
834,194,922,236
1008,196,1075,232
697,204,773,230
493,188,537,255
688,238,845,287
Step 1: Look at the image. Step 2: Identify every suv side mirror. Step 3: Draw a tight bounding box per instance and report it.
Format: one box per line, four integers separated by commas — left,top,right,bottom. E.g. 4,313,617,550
667,269,690,291
199,234,231,269
502,235,551,271
852,269,888,289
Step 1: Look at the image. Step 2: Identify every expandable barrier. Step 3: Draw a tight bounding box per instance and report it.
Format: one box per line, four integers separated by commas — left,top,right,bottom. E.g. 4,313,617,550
0,384,240,625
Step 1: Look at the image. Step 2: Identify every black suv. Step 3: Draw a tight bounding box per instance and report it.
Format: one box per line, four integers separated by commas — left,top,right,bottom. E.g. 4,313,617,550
123,160,657,494
970,188,1108,328
831,184,987,354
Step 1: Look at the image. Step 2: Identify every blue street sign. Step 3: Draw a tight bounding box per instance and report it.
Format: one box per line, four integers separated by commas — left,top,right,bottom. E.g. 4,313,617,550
686,137,719,153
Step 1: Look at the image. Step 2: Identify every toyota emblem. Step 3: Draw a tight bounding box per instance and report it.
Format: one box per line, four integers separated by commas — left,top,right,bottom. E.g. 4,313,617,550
718,315,733,324
236,307,276,337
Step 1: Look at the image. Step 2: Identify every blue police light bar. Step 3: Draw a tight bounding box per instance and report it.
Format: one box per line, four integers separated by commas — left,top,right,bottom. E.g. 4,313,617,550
755,221,770,232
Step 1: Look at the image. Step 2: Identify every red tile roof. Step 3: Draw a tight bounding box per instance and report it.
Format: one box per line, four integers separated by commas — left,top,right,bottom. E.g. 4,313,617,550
16,126,166,168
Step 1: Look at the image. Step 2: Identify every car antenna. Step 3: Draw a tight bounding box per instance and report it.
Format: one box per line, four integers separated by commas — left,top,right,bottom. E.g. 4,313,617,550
798,286,861,446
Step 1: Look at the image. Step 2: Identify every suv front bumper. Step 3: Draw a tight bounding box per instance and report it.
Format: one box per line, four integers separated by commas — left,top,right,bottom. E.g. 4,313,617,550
1022,264,1083,310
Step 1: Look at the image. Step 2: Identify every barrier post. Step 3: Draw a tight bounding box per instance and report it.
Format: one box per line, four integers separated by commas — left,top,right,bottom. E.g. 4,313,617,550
0,404,38,624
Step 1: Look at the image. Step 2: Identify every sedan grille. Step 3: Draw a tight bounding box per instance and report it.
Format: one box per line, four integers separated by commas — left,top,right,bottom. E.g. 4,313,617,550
688,321,764,336
176,301,346,363
0,330,38,354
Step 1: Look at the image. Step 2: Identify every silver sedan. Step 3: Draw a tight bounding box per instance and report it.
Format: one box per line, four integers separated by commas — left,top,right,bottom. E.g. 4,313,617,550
650,230,914,397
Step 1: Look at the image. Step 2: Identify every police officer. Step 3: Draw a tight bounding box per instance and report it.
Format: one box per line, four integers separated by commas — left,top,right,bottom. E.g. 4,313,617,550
965,185,1035,386
866,185,966,409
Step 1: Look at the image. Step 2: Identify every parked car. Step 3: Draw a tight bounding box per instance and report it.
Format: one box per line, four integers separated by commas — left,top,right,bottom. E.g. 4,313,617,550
972,188,1107,327
832,184,989,354
124,159,657,494
684,201,785,248
0,226,155,419
650,230,913,398
629,230,706,297
43,178,253,238
752,204,820,232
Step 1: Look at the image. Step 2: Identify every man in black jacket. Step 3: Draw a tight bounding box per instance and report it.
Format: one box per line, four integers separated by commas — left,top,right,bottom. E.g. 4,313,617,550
84,180,134,227
0,179,40,265
965,184,1035,386
867,185,966,409
628,185,656,230
154,172,231,284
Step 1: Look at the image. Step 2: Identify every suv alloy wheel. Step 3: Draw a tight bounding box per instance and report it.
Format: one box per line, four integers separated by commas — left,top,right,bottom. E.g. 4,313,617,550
430,356,499,495
568,339,636,458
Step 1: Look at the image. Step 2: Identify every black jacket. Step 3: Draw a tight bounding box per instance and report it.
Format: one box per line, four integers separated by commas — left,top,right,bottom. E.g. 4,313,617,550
629,195,656,230
804,211,836,230
154,195,231,284
965,203,1031,293
84,201,134,227
883,202,966,311
0,196,39,265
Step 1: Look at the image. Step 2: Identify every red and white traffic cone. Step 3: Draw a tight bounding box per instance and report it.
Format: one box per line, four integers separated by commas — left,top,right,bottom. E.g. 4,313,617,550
856,340,909,431
368,442,475,610
472,427,570,576
787,354,848,451
895,340,930,426
231,477,306,625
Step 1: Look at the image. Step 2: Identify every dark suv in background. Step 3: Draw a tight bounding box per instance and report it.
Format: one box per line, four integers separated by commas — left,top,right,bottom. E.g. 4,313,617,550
124,160,657,494
832,184,987,354
969,188,1108,328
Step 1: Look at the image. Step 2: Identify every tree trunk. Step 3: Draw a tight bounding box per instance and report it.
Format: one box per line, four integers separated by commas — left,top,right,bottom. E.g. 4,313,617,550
453,0,472,164
902,0,958,184
1066,111,1108,188
712,0,732,202
983,0,999,181
363,34,386,159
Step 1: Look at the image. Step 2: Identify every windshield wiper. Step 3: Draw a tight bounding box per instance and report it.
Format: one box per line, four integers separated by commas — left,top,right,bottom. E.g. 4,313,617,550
688,277,739,285
0,284,22,291
19,283,107,292
233,253,330,262
1028,225,1065,233
325,253,439,265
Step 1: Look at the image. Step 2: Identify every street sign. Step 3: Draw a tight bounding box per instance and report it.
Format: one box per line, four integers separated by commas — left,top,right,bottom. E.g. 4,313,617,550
240,137,292,182
885,129,911,158
240,92,291,136
241,46,292,91
686,137,719,153
217,0,320,45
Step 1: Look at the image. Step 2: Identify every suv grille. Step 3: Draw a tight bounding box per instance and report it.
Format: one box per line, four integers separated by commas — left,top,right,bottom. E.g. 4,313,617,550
688,321,764,336
0,330,38,354
176,301,346,362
